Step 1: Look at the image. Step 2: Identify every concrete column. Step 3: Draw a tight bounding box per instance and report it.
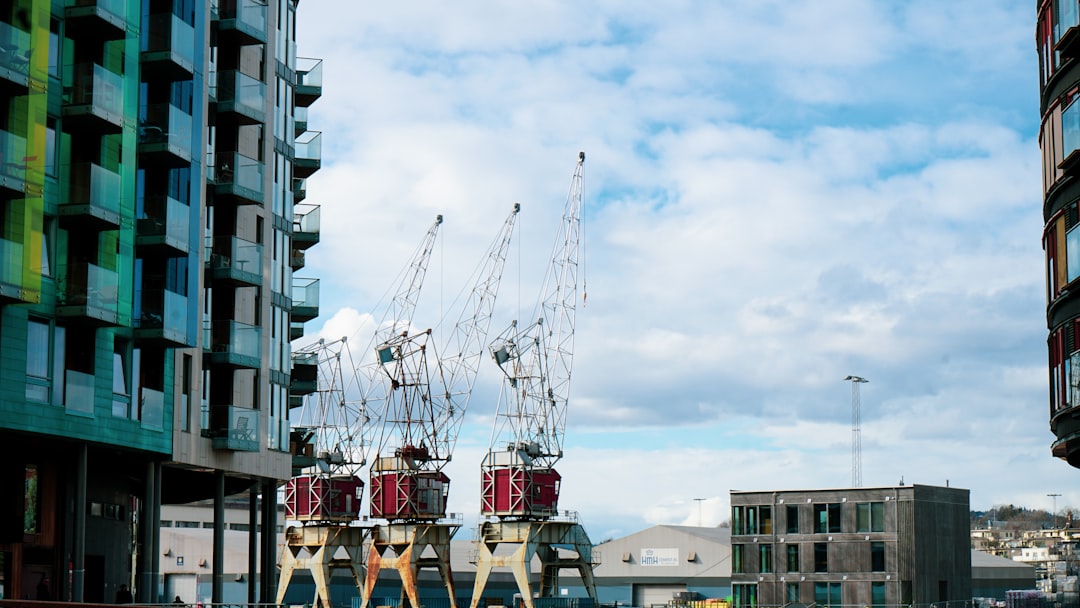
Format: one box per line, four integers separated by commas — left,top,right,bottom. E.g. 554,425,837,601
213,470,225,603
260,478,278,602
248,484,258,604
139,461,156,602
72,443,87,602
151,462,161,603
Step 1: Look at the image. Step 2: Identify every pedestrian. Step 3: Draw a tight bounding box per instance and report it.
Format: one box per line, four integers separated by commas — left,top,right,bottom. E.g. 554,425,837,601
35,575,50,600
115,584,133,604
174,596,184,605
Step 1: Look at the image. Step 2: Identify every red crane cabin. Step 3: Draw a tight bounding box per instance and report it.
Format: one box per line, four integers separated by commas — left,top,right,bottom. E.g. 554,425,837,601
284,474,365,523
480,449,561,519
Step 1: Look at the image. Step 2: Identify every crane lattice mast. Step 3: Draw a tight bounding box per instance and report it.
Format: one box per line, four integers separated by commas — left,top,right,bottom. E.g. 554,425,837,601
470,152,598,608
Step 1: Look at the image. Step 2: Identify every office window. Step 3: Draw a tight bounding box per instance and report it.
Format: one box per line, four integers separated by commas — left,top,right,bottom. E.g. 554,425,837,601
814,582,842,607
872,582,886,607
786,544,799,572
733,507,743,534
786,504,799,534
759,544,772,573
814,503,842,533
732,544,745,574
760,505,772,534
814,542,828,573
202,522,213,529
26,320,51,402
176,521,199,528
857,502,886,533
871,541,886,572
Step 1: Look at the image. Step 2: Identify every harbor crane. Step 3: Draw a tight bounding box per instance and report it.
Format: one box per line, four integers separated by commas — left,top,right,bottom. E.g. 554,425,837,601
470,153,599,608
361,205,520,608
277,216,444,608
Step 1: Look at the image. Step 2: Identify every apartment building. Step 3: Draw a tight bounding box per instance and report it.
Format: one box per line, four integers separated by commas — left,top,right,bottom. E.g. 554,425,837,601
0,0,321,603
729,485,971,608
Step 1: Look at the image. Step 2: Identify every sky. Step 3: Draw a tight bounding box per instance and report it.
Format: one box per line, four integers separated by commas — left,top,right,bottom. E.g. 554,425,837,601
288,0,1063,542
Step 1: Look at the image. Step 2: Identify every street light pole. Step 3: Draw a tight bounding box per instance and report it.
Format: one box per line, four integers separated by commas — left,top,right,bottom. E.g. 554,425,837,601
694,498,705,527
1049,493,1062,528
844,375,869,487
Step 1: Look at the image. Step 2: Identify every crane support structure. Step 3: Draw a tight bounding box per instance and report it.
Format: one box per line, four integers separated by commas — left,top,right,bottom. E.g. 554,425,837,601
362,205,520,608
471,153,599,608
277,216,444,608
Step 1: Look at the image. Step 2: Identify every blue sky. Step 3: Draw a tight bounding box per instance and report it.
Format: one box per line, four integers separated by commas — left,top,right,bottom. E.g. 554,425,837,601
290,1,1063,541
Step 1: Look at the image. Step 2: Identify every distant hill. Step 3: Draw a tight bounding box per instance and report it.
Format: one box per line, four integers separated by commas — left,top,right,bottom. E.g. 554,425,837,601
971,504,1067,529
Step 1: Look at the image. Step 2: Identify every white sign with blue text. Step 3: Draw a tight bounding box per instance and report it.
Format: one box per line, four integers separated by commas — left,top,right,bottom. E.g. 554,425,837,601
639,548,679,566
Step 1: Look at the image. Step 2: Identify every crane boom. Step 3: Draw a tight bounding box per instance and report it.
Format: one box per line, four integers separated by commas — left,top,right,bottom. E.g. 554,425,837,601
368,206,520,521
483,152,585,518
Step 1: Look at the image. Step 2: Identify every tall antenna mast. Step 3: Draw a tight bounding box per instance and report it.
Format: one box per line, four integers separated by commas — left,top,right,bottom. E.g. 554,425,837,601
844,375,868,487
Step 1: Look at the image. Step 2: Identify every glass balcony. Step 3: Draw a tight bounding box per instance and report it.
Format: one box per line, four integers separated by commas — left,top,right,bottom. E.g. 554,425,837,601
209,320,261,368
65,0,126,40
65,369,96,415
295,57,323,107
293,131,321,178
289,320,305,341
0,21,31,91
290,350,318,396
136,288,191,346
208,235,262,286
212,405,260,451
59,162,121,229
63,63,124,132
142,12,196,78
140,387,165,430
291,277,319,322
211,151,264,204
0,128,28,195
139,102,193,166
57,261,120,325
290,248,305,271
216,0,267,45
215,70,266,124
293,204,320,250
137,195,191,254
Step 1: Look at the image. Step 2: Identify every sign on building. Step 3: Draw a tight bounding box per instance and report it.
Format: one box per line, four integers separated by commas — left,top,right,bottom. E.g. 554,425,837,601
640,548,679,566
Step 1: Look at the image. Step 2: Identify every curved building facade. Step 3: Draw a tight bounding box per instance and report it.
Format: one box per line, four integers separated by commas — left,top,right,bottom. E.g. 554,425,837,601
1039,1,1080,467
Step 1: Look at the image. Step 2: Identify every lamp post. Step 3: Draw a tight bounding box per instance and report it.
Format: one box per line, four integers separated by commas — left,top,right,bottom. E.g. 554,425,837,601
694,498,705,527
844,375,868,487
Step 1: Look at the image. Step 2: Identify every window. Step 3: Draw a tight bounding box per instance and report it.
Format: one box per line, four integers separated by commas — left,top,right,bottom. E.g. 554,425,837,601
786,544,800,572
176,521,199,528
871,541,886,572
857,502,885,532
26,319,51,402
733,506,743,534
760,505,772,534
732,544,745,574
814,582,842,607
814,503,842,533
786,504,799,534
759,544,772,573
872,582,886,608
112,340,135,418
229,523,250,531
201,522,213,529
786,583,800,604
732,505,770,535
160,520,173,527
181,354,192,432
814,542,828,573
733,584,757,608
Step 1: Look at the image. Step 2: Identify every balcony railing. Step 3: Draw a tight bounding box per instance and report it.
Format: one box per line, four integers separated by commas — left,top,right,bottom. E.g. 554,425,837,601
137,195,190,254
65,369,96,415
0,21,31,89
59,162,121,229
208,320,261,368
214,70,266,123
295,57,323,106
212,405,260,451
293,131,321,178
293,204,320,249
139,102,193,165
0,128,28,194
142,12,196,78
136,288,190,346
140,387,165,429
57,261,120,324
215,0,268,45
209,151,264,203
63,62,124,131
291,277,319,322
65,0,126,40
295,105,308,134
0,237,23,299
293,177,306,203
1062,101,1080,176
291,350,318,395
208,235,262,286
